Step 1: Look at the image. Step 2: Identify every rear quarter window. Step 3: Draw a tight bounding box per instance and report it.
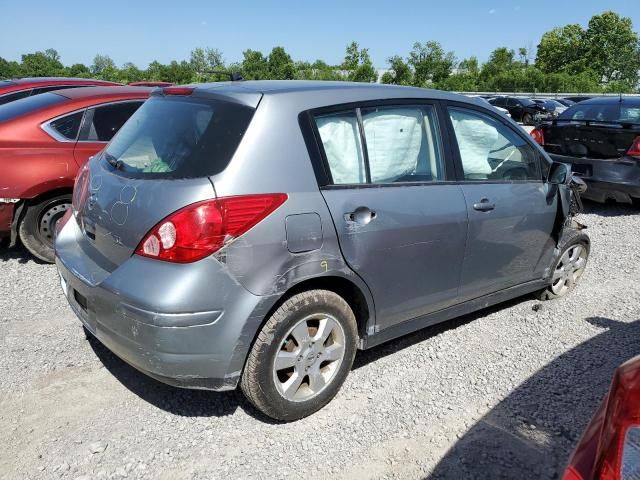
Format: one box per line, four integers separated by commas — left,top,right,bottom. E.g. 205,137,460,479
0,92,67,122
104,96,255,178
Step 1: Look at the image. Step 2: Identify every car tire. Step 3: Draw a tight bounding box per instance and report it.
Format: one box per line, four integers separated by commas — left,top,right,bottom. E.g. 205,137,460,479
241,289,358,421
536,228,590,301
522,112,533,125
18,194,72,263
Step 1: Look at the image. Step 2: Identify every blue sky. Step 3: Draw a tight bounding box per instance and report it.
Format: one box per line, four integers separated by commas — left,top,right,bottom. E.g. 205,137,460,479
1,0,638,68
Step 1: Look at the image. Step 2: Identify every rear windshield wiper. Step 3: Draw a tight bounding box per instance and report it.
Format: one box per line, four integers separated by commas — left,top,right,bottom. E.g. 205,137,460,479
104,152,124,170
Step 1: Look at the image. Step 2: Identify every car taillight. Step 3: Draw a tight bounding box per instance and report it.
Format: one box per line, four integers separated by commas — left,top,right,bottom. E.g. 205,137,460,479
162,86,194,96
530,127,545,146
135,193,287,263
72,164,90,214
626,137,640,157
594,358,640,480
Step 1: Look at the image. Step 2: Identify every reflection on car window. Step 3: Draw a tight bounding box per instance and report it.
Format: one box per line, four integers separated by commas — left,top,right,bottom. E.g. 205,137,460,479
448,107,541,181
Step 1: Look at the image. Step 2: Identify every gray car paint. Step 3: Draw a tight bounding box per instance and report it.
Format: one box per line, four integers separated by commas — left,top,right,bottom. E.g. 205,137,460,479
56,81,568,391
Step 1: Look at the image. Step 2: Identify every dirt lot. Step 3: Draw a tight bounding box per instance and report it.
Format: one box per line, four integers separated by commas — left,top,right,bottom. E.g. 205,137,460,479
1,202,639,480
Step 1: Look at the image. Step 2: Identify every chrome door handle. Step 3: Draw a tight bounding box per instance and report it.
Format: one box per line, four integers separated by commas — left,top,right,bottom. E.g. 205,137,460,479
344,206,377,225
473,198,495,212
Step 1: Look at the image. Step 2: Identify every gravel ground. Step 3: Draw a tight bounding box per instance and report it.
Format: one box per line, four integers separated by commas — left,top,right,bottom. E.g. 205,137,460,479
1,201,639,480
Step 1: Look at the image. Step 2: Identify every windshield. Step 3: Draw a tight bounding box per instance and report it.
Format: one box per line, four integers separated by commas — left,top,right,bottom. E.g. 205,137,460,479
518,98,535,106
559,101,640,124
0,92,67,122
104,96,255,178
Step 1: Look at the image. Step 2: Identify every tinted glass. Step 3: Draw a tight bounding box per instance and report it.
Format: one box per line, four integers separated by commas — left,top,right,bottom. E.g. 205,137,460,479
105,96,255,177
86,102,143,142
361,105,444,183
560,102,640,124
518,98,535,106
315,110,366,184
449,107,541,181
0,89,33,106
32,85,88,96
48,111,84,140
0,80,16,87
0,92,66,121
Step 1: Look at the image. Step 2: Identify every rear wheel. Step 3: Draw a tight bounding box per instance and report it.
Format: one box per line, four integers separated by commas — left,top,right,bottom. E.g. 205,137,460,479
241,290,358,421
18,194,71,263
537,229,589,300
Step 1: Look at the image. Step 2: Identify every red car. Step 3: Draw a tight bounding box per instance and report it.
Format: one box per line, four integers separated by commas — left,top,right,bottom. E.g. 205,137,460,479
0,77,121,105
128,81,174,87
564,355,640,480
0,86,151,262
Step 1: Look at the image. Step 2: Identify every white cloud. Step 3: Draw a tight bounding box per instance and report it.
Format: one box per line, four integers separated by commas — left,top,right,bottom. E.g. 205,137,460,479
201,20,207,26
489,8,496,14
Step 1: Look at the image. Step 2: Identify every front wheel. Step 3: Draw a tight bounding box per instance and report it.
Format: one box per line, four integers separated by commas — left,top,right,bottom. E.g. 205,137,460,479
241,290,358,421
537,229,590,300
18,194,72,263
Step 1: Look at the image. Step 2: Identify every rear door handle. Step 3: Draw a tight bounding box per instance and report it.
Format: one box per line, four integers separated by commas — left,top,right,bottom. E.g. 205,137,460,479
473,198,496,212
344,206,377,225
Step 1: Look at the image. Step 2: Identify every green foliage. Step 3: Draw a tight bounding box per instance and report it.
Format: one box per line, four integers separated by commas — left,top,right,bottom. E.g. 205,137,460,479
408,41,455,86
341,41,377,83
381,55,413,85
20,50,64,77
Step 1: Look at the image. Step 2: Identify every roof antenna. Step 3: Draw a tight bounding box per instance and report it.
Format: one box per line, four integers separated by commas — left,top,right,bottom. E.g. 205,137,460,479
203,71,243,82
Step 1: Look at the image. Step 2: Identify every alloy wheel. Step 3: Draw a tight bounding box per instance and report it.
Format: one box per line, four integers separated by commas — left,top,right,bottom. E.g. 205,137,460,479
551,244,588,296
273,314,346,402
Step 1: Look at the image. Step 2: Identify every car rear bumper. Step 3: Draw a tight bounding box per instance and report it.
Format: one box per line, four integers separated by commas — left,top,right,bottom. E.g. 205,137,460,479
0,201,16,237
55,217,274,391
549,154,640,203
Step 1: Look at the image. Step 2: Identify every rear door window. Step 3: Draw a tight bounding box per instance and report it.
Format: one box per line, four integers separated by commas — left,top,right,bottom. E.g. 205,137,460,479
83,102,144,142
448,107,541,181
314,105,444,185
104,96,256,177
361,106,443,183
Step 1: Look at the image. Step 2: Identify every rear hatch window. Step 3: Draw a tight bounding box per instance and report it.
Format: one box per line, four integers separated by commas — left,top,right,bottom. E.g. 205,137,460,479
559,102,640,124
104,96,255,178
0,92,67,122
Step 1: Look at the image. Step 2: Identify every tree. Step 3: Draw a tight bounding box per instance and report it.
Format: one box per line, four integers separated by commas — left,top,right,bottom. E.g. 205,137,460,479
535,24,585,74
481,47,515,79
341,41,377,83
241,49,269,80
119,62,144,83
67,63,90,77
381,55,413,85
20,50,64,77
408,41,455,86
90,54,118,80
458,56,479,76
190,47,225,81
267,46,295,79
583,11,640,86
0,57,21,79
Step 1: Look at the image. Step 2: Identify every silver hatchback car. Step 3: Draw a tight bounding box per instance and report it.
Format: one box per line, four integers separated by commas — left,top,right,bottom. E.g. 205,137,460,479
56,81,589,421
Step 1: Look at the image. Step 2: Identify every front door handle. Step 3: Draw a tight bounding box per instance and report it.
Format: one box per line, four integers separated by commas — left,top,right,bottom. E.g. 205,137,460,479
473,198,496,212
344,206,377,225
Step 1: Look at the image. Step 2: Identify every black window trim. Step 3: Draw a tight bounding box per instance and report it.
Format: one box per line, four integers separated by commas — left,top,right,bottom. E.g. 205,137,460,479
301,98,455,189
443,100,549,185
76,99,146,143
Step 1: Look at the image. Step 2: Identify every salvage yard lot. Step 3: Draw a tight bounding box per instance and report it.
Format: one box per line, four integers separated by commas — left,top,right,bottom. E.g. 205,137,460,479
1,202,639,480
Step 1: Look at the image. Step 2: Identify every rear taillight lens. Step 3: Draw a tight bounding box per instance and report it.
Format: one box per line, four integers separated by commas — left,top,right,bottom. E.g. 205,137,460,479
530,127,545,146
72,164,90,214
626,137,640,157
135,193,287,263
594,358,640,480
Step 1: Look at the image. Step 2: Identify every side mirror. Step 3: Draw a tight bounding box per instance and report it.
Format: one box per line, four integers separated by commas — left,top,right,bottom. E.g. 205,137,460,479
548,162,570,185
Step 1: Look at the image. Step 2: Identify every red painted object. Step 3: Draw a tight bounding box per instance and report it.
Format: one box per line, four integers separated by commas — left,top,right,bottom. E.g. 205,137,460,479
0,77,121,105
563,356,640,480
128,81,174,87
0,86,151,261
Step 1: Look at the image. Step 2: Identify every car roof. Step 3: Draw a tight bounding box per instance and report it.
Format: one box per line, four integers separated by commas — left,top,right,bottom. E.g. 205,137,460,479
576,96,640,107
53,85,153,100
5,77,121,87
189,80,480,109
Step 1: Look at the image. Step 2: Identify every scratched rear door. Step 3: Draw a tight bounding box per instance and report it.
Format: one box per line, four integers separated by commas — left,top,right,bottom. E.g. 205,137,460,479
313,102,468,330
